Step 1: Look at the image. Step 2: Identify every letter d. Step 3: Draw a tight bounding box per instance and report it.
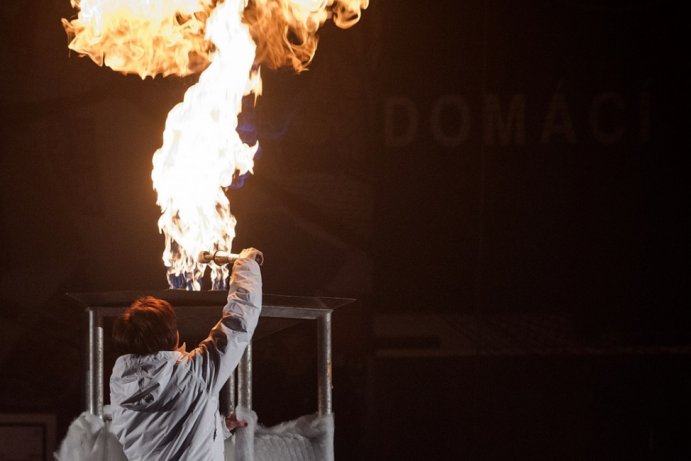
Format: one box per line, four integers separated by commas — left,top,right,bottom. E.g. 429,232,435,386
385,97,418,147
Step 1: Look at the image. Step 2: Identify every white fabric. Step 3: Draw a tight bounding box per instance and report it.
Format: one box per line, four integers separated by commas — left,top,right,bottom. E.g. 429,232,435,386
109,257,262,461
228,406,257,461
229,407,334,461
54,411,128,461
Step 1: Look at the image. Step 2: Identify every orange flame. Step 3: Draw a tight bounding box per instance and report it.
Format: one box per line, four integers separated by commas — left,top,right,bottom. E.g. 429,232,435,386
62,0,215,78
63,0,367,289
246,0,369,72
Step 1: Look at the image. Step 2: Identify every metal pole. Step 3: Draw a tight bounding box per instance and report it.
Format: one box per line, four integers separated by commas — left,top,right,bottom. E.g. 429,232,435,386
229,372,235,410
238,343,252,409
86,308,104,416
96,311,104,417
317,312,332,415
85,308,96,415
221,372,236,416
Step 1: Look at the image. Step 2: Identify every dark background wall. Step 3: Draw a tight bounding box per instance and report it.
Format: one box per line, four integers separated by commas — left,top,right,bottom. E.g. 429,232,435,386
0,1,688,460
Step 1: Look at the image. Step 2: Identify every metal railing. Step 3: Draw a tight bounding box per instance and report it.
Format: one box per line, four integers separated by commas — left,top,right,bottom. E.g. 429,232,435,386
68,291,352,419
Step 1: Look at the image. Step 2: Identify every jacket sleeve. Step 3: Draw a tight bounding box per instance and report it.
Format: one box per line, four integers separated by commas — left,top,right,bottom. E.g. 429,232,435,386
187,256,262,394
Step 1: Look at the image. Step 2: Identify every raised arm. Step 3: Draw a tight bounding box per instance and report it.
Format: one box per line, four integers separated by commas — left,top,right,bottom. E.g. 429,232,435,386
188,248,263,394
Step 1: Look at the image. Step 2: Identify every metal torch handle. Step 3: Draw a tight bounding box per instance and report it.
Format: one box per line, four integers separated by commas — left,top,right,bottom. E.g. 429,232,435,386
198,250,264,266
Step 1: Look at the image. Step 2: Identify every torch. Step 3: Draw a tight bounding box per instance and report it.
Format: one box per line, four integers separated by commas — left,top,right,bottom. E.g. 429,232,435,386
198,250,264,266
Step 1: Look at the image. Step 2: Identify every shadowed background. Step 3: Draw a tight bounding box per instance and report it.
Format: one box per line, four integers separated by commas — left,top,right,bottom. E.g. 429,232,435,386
0,1,688,459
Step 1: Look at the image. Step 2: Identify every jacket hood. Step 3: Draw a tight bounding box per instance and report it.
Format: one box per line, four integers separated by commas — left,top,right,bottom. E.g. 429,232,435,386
110,351,184,412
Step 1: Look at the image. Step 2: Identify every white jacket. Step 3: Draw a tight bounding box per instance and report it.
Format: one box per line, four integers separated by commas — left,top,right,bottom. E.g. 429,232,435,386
109,257,262,461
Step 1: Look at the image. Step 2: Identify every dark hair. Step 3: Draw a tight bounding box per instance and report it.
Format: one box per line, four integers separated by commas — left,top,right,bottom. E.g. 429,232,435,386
112,296,178,355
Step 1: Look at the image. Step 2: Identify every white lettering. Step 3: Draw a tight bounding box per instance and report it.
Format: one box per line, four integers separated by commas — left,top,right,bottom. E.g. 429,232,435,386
590,92,626,144
483,94,526,146
640,92,651,142
384,92,650,148
385,97,418,147
541,93,576,144
430,94,471,147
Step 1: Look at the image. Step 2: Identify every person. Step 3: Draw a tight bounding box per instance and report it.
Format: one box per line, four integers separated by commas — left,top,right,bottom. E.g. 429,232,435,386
109,247,263,461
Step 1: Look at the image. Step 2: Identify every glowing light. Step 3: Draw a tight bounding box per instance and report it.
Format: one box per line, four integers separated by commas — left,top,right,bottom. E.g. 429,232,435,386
152,0,259,289
62,0,214,78
63,0,368,289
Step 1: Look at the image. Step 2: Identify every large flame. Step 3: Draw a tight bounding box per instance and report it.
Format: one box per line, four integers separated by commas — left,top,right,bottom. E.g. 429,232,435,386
246,0,368,72
152,0,260,290
63,0,368,289
62,0,215,78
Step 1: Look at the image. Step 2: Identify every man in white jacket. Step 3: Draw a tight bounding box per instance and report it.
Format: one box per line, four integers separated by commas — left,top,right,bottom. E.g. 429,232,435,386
109,247,263,461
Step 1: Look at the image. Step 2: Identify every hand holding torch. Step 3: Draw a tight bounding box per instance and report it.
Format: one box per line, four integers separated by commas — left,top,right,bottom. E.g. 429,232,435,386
198,249,264,266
